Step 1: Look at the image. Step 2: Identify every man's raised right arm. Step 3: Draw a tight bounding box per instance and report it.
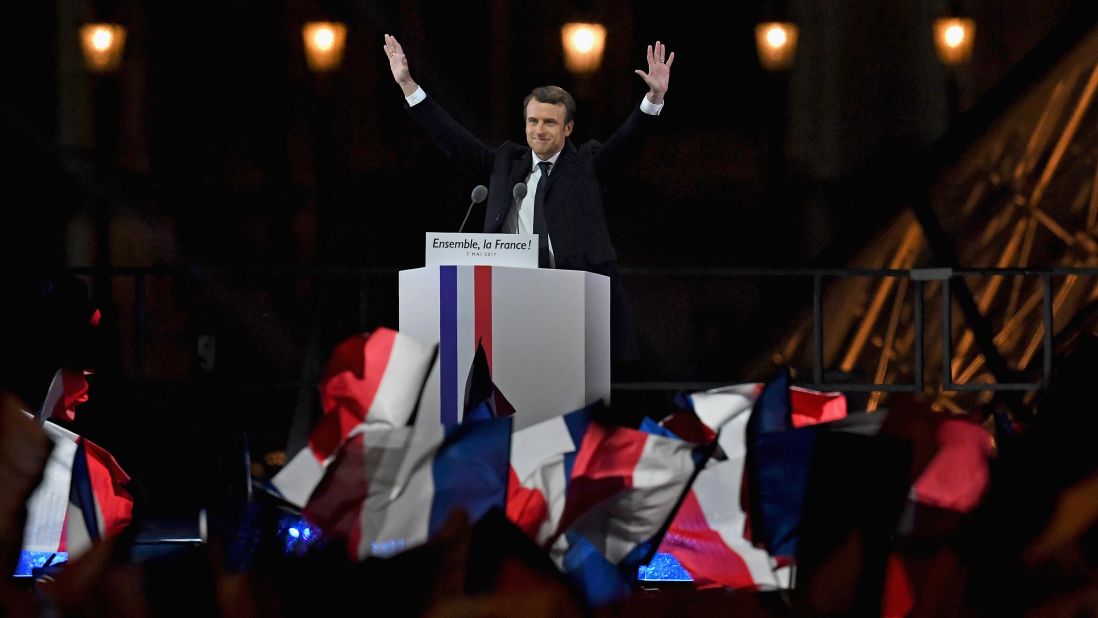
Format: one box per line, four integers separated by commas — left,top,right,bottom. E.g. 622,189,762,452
383,34,421,99
382,34,494,176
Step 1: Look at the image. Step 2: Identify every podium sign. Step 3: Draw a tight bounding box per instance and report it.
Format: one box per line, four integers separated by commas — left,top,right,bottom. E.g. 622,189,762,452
400,265,609,430
425,233,538,268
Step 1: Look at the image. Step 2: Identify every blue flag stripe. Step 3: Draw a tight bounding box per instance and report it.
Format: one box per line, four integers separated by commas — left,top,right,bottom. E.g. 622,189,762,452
68,441,101,543
429,418,512,536
440,266,458,424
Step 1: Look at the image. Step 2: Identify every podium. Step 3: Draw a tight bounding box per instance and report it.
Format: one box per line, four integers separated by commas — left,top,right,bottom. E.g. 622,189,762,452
399,264,610,430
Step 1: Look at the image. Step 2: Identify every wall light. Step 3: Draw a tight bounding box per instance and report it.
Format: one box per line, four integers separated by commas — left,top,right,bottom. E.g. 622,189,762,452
755,22,798,72
79,23,127,73
933,17,975,66
302,21,347,73
561,22,606,76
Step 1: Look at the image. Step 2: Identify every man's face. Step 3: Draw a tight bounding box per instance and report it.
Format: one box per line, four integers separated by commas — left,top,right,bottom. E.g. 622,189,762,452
525,100,573,159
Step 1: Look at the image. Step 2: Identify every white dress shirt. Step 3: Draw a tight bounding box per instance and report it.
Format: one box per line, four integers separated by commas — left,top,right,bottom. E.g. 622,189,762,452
504,151,560,266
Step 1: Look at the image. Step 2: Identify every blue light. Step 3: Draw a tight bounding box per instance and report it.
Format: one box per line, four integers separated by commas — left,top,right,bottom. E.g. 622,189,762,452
13,551,69,577
370,538,407,558
637,552,694,582
277,513,322,556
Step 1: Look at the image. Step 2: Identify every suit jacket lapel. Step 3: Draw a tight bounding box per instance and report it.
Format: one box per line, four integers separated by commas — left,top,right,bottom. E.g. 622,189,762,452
510,153,531,193
536,143,576,233
546,142,577,191
485,152,530,232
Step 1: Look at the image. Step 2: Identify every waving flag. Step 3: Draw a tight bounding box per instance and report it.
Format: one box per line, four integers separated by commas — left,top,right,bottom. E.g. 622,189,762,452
272,329,436,506
23,420,133,559
746,369,848,561
506,411,575,539
911,418,992,513
311,328,438,458
655,384,780,590
302,416,511,560
506,403,709,605
61,437,134,557
23,420,79,553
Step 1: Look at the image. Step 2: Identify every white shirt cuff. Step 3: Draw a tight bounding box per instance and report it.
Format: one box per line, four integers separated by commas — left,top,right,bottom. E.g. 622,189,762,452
405,87,427,107
640,95,664,116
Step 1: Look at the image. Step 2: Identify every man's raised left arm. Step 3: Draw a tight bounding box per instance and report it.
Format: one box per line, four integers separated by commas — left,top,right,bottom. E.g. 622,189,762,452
635,40,674,112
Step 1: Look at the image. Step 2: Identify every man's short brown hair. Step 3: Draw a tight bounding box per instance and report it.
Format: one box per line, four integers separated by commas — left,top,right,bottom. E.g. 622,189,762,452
522,86,577,124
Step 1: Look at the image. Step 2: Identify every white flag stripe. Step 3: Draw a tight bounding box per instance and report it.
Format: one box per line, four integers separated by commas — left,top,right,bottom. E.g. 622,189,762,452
693,458,778,587
23,420,80,552
690,383,760,438
512,415,576,482
448,267,477,423
63,502,95,557
36,369,65,424
271,329,436,507
536,457,570,545
598,434,698,564
690,384,779,588
354,424,442,559
367,331,437,427
271,448,327,507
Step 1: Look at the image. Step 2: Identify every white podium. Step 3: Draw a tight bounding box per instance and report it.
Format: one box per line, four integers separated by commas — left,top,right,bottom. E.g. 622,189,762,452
399,265,610,430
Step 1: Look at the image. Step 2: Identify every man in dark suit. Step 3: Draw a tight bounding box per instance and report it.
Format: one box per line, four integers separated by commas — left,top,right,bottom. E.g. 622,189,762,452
383,34,674,366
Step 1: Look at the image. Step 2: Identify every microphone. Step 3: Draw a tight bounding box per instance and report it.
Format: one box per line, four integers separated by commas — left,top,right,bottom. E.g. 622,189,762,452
458,184,488,232
512,182,527,202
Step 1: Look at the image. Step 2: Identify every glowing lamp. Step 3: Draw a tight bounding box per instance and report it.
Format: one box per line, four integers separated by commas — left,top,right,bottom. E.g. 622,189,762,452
79,23,127,73
561,22,607,75
755,22,798,71
303,21,348,72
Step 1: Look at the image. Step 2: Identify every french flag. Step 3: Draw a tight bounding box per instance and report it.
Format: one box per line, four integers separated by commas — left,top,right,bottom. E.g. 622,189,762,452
745,368,848,561
656,384,781,590
272,328,436,506
60,437,134,556
22,420,133,559
506,409,585,544
301,416,512,560
507,403,710,605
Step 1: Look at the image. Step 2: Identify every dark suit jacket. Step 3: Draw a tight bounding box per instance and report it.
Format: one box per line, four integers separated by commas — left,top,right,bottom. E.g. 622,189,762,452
408,95,657,362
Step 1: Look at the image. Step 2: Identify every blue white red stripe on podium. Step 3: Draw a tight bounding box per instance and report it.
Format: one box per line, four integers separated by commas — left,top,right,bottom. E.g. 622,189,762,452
438,265,494,424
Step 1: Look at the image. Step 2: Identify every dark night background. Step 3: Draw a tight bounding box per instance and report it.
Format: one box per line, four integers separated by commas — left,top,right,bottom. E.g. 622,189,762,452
1,0,1092,518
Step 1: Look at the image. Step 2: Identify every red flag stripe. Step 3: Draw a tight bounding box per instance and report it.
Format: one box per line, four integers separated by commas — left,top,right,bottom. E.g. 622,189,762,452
789,386,847,427
304,433,372,560
553,423,648,542
310,330,398,460
660,490,760,589
81,439,133,538
506,466,550,538
474,266,493,370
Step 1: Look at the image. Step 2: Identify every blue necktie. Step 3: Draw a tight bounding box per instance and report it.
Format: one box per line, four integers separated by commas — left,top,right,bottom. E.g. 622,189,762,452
532,161,552,268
